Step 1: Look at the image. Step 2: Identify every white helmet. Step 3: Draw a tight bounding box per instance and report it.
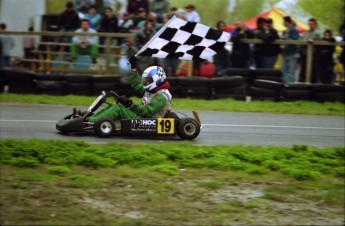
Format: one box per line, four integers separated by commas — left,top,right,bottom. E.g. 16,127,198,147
142,66,166,91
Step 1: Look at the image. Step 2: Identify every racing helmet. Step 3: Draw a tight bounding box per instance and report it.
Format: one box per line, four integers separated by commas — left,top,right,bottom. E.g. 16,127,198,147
142,66,166,91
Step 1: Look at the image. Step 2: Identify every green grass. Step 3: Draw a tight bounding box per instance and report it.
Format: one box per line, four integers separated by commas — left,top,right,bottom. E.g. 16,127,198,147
1,93,344,115
1,140,344,181
1,140,344,224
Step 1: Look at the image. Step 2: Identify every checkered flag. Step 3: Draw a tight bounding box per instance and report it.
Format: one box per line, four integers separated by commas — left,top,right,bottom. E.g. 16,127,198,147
136,16,230,60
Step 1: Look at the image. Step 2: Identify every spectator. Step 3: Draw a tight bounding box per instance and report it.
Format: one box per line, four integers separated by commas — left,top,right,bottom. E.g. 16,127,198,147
119,35,139,76
318,30,336,84
133,7,148,30
170,7,186,20
138,12,162,31
70,19,99,64
22,27,36,67
184,4,201,75
127,0,149,16
118,12,135,34
184,4,200,23
160,14,180,77
136,19,157,73
83,5,102,30
0,23,15,68
94,0,106,15
253,17,267,68
299,18,321,83
149,0,170,23
257,18,280,68
74,0,92,16
57,1,81,45
98,7,119,47
339,19,345,68
281,16,299,85
230,20,254,68
213,20,230,76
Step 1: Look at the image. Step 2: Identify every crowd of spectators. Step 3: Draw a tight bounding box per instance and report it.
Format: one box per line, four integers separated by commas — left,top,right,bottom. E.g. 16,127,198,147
0,0,344,85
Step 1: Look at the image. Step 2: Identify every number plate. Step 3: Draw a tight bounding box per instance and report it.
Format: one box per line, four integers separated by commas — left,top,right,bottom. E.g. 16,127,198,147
157,118,175,134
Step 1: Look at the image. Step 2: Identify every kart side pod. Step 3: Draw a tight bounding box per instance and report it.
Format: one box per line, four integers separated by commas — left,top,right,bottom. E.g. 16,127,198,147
93,116,201,140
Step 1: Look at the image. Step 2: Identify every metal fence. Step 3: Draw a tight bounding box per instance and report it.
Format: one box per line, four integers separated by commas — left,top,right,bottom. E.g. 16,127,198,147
1,30,344,82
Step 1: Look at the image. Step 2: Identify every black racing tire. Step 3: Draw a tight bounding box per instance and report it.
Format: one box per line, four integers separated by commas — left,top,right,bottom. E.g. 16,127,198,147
248,86,280,97
34,75,65,95
281,89,312,101
284,82,312,90
94,117,115,138
177,118,200,140
312,92,345,102
211,76,244,89
253,79,284,91
312,84,345,92
255,75,283,83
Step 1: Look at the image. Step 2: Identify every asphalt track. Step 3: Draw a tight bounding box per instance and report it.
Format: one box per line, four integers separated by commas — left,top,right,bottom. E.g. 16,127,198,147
0,103,344,147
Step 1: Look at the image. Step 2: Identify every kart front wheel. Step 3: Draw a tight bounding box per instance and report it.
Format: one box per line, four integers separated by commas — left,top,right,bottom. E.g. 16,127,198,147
177,118,200,140
94,117,115,138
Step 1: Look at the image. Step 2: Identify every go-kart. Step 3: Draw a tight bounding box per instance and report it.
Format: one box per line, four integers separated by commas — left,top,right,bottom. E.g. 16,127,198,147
56,91,202,140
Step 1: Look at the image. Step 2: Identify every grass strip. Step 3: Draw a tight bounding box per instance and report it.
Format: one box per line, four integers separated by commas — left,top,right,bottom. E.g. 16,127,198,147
1,139,344,225
1,139,344,181
1,93,344,115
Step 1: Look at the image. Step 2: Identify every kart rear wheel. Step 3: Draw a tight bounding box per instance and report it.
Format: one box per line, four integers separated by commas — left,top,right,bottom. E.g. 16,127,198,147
94,117,115,138
177,118,200,140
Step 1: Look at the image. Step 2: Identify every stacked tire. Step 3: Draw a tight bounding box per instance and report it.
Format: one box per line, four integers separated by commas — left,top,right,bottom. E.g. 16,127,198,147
179,76,211,99
281,83,312,101
91,75,120,95
225,68,253,83
2,69,36,94
211,76,246,99
253,68,283,82
166,77,181,97
64,74,92,95
34,74,66,95
118,76,142,97
248,79,284,101
312,84,345,102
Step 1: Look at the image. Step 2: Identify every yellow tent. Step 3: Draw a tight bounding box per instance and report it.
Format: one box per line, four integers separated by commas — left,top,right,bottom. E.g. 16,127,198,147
225,7,309,33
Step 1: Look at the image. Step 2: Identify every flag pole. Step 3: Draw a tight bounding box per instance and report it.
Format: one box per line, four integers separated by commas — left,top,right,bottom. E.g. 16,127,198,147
135,15,178,57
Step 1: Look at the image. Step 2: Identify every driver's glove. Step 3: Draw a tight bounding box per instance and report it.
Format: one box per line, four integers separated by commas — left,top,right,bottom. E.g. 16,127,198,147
128,56,137,69
117,95,133,108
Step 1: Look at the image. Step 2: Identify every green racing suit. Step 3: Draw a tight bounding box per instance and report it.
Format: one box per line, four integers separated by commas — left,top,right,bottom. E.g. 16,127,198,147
88,71,172,123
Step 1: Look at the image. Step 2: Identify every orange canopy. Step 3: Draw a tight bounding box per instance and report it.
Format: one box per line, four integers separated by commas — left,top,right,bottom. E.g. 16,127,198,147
225,7,308,33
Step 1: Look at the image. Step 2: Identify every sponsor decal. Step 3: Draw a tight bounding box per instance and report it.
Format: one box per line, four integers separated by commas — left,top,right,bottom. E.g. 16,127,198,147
131,119,157,132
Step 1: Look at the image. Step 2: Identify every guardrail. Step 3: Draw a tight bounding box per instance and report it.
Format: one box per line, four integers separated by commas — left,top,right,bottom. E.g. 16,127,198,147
0,30,344,81
0,31,134,75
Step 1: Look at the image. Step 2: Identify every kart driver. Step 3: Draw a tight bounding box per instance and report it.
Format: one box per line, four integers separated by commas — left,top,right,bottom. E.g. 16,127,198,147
87,56,172,123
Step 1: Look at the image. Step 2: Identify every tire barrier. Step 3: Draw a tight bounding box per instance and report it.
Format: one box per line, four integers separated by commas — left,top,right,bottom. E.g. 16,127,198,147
35,74,66,95
226,68,283,83
211,76,246,100
281,83,313,101
226,68,253,83
248,79,284,101
64,74,93,96
0,69,344,103
166,77,182,97
179,76,211,99
2,69,36,93
91,75,120,95
253,68,283,83
311,84,345,102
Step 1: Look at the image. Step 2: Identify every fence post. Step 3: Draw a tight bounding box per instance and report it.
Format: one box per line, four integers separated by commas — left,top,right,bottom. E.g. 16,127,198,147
187,61,193,76
305,41,313,83
105,35,112,75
